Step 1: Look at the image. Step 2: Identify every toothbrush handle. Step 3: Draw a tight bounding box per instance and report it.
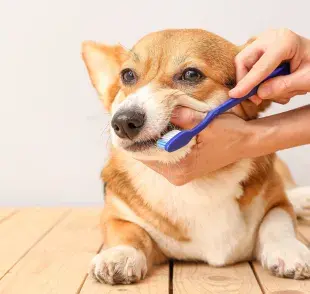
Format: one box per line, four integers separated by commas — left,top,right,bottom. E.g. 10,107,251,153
191,62,291,135
213,62,291,114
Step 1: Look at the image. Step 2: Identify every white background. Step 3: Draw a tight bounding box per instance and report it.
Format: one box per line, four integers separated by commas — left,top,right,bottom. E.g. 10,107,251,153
0,0,309,205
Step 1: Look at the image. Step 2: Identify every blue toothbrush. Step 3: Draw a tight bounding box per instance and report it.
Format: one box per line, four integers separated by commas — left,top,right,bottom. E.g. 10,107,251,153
157,62,291,152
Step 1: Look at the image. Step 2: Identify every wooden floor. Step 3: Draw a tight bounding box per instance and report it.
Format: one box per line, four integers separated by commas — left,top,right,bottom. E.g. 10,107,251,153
1,208,310,293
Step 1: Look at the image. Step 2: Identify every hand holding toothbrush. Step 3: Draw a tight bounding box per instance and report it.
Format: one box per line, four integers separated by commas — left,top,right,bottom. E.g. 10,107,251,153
230,28,310,105
144,109,252,185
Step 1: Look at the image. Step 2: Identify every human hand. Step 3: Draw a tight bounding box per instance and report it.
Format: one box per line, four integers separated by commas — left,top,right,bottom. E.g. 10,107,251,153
141,107,253,186
230,28,310,105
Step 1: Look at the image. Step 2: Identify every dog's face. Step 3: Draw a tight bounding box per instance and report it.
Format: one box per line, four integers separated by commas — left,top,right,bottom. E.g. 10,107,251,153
82,29,263,161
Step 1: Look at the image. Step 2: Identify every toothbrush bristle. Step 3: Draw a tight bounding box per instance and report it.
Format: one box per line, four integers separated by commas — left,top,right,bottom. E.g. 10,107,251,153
157,130,181,149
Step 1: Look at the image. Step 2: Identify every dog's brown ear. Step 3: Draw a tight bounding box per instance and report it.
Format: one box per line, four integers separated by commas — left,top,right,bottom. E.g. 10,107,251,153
235,36,272,120
237,36,257,52
82,41,128,111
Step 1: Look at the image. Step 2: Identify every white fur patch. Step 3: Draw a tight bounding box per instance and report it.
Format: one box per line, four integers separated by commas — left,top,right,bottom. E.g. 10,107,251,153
256,208,310,279
111,86,175,144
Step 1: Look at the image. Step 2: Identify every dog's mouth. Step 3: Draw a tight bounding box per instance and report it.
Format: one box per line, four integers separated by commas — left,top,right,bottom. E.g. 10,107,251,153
125,123,178,152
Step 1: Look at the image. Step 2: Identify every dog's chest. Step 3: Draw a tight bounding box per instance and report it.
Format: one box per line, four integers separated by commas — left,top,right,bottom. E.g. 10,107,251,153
120,159,264,265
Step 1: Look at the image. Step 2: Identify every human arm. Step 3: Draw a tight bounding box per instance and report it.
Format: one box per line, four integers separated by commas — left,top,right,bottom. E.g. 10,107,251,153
246,104,310,157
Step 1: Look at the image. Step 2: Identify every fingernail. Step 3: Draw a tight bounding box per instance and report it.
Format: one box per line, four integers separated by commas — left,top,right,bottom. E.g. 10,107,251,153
229,88,236,96
229,87,240,98
258,85,271,98
251,96,262,105
171,107,198,124
171,108,184,124
171,107,182,118
172,107,194,118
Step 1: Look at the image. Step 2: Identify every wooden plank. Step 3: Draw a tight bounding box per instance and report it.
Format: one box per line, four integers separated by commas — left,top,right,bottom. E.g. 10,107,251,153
0,208,68,278
298,220,310,243
0,208,102,294
0,208,17,222
80,264,169,294
173,262,262,294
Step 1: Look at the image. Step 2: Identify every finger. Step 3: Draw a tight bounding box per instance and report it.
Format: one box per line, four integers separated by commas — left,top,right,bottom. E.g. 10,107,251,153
268,91,301,104
269,90,307,104
257,69,308,99
235,63,248,84
141,160,168,176
235,44,264,106
274,97,291,105
141,157,196,186
230,47,288,98
250,95,263,105
170,107,204,130
235,43,264,82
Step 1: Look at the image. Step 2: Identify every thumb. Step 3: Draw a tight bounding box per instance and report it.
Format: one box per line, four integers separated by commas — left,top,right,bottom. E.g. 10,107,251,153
258,70,306,99
170,107,204,129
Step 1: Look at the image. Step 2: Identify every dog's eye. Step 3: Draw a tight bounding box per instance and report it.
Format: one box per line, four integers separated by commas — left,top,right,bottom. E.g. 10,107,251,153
180,68,204,83
121,69,137,85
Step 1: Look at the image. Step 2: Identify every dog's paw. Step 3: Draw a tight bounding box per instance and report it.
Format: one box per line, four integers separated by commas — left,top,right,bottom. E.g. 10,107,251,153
287,186,310,218
261,239,310,279
90,245,147,285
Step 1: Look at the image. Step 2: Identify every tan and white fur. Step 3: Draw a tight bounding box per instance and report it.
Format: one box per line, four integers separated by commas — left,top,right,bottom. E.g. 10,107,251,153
82,29,310,285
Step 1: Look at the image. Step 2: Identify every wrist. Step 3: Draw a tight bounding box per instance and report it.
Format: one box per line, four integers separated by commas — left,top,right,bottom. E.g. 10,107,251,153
234,121,258,160
242,119,277,158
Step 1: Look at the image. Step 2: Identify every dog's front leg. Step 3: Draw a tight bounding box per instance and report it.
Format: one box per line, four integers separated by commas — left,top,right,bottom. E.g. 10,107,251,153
255,207,310,279
90,218,166,285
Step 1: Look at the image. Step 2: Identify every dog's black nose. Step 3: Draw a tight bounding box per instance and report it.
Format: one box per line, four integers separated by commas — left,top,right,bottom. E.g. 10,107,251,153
111,110,145,139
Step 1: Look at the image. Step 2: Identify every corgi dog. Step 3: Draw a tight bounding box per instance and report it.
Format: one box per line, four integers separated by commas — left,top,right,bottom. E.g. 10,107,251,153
82,29,310,285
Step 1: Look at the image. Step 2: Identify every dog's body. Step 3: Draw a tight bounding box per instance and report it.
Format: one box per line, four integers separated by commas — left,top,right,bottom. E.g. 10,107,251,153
82,29,310,285
105,154,268,265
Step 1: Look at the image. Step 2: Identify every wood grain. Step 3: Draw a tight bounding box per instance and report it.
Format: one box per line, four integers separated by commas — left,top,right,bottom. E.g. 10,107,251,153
298,220,310,243
0,208,68,278
80,264,169,294
0,208,102,294
173,262,262,294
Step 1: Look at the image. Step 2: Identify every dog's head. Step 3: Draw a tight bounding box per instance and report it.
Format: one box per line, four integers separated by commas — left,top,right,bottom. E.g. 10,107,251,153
82,29,269,161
